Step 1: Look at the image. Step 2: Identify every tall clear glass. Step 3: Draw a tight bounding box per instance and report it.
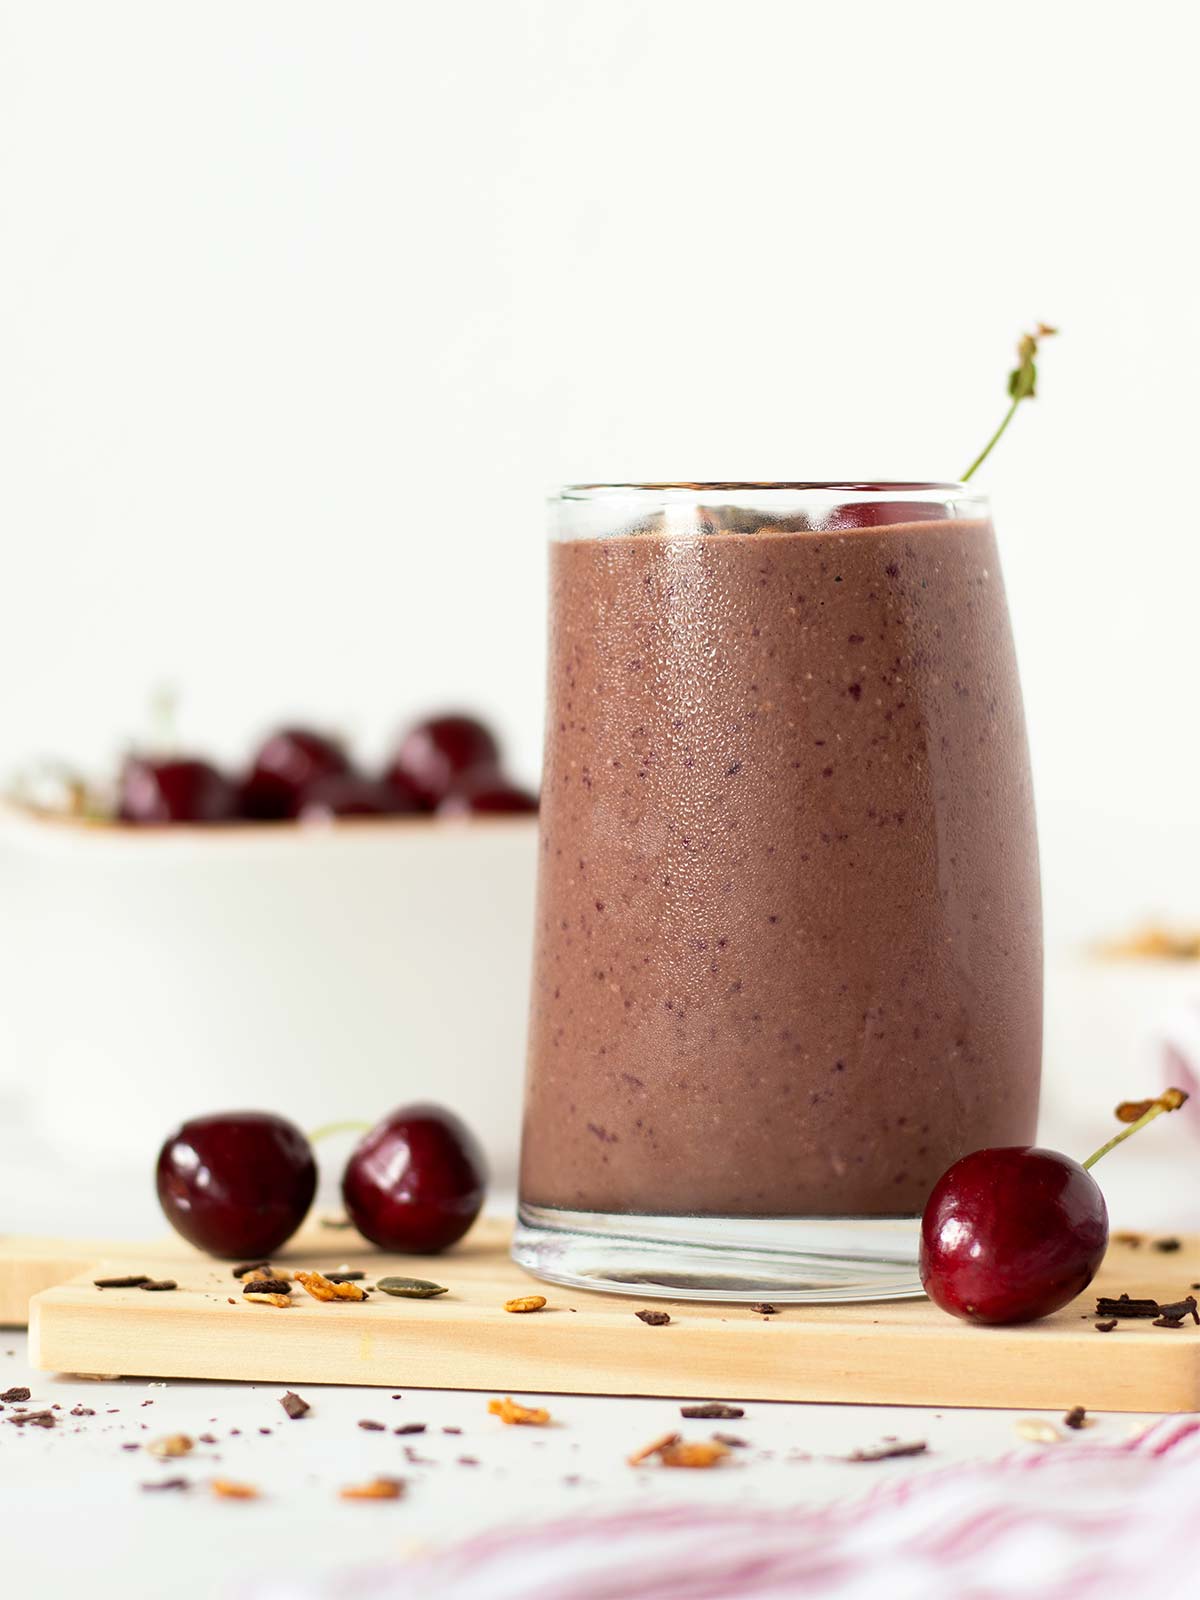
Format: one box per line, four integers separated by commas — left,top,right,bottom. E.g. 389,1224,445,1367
513,484,1041,1300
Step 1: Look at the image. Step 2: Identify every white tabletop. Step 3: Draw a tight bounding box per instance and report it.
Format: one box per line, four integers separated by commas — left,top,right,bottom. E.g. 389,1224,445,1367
0,1148,1181,1599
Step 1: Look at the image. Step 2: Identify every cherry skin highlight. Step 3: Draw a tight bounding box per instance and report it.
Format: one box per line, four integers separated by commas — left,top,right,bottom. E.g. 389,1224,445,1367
156,1112,317,1259
341,1104,487,1254
384,715,500,808
919,1146,1109,1325
241,728,352,820
118,756,239,824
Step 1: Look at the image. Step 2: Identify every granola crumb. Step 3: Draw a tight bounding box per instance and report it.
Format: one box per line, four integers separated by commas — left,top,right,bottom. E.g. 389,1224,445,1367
243,1292,292,1309
628,1431,680,1466
503,1295,547,1313
635,1308,672,1326
211,1478,259,1500
340,1476,405,1501
295,1270,366,1303
659,1439,730,1469
147,1434,194,1458
488,1396,551,1426
1015,1418,1062,1444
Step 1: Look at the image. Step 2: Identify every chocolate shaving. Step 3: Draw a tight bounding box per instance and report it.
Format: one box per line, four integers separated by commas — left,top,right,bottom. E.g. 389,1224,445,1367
1095,1294,1169,1319
139,1280,177,1292
680,1402,744,1419
847,1440,927,1462
280,1391,310,1420
394,1423,427,1435
242,1279,292,1297
1,1386,31,1403
635,1309,671,1326
141,1477,190,1491
358,1419,386,1431
1154,1315,1187,1328
1063,1406,1087,1430
94,1275,151,1289
9,1409,55,1428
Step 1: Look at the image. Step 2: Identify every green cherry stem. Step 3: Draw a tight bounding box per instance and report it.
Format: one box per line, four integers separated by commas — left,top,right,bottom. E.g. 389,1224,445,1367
1081,1088,1189,1172
961,322,1058,482
308,1119,372,1144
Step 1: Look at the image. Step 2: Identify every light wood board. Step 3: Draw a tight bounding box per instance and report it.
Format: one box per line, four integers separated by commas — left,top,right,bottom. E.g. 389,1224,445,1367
10,1221,1200,1411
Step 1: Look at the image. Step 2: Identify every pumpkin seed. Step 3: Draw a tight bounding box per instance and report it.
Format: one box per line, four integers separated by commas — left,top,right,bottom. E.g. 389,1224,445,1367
376,1276,449,1299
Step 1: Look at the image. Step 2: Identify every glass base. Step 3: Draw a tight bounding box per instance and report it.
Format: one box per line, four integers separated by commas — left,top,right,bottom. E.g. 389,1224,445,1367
512,1203,925,1304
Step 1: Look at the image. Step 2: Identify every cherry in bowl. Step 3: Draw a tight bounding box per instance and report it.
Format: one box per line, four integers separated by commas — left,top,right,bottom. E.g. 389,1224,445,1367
241,728,352,820
156,1111,317,1259
384,715,500,809
341,1104,487,1254
119,756,239,825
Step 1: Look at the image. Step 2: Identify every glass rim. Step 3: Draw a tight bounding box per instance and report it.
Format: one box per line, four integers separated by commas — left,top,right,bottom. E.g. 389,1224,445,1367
558,481,971,496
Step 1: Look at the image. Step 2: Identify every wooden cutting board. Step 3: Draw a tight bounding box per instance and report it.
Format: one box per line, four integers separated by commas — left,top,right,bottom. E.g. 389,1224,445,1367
7,1221,1200,1411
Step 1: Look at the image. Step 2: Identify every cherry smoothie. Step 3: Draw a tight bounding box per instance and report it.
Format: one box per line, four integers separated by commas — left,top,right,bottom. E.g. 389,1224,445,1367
519,487,1041,1228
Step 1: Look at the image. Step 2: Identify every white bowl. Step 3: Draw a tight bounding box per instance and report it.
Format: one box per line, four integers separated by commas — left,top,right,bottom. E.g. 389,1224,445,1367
0,808,537,1182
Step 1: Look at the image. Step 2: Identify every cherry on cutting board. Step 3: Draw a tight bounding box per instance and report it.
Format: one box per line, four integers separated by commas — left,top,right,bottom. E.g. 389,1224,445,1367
298,773,421,822
241,728,352,820
384,715,500,808
436,775,538,816
920,1088,1188,1325
341,1104,487,1254
156,1112,317,1258
118,756,240,824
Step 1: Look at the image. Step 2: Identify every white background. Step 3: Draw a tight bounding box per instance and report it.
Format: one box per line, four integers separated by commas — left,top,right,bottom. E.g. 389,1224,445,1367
1,0,1199,947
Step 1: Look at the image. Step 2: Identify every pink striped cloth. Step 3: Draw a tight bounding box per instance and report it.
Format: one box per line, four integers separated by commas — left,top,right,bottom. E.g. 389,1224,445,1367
252,1417,1200,1599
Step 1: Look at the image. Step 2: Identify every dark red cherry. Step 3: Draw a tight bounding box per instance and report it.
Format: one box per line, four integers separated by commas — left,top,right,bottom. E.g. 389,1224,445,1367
436,775,538,816
156,1112,317,1259
298,774,420,822
118,756,239,824
919,1147,1109,1325
241,728,352,820
341,1104,487,1254
825,499,951,530
385,715,500,808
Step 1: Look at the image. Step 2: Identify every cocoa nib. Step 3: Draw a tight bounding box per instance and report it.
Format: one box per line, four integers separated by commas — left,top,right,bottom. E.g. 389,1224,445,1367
635,1309,671,1326
1,1387,31,1403
242,1279,293,1297
750,1303,778,1315
357,1419,386,1431
394,1423,427,1435
847,1440,927,1462
70,1405,95,1418
94,1275,151,1289
1153,1238,1183,1253
1063,1406,1087,1430
1094,1293,1199,1323
8,1409,55,1428
680,1402,744,1420
280,1391,310,1420
1095,1319,1118,1332
139,1280,177,1292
